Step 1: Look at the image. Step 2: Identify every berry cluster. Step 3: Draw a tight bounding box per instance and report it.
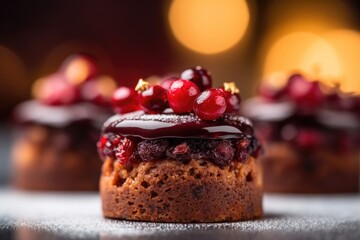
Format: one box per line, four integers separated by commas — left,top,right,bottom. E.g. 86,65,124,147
111,66,242,120
259,74,360,114
97,133,259,167
33,54,117,107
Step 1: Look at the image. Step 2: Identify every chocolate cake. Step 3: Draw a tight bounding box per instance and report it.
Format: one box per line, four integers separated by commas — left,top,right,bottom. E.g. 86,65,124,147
11,54,115,191
243,74,360,193
98,67,263,222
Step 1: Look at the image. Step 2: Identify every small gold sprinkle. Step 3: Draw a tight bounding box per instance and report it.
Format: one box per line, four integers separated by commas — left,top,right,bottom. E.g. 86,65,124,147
223,82,240,94
135,78,149,92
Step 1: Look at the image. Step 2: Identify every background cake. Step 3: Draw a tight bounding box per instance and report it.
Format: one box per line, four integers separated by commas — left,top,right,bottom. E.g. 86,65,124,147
243,74,360,193
11,54,116,191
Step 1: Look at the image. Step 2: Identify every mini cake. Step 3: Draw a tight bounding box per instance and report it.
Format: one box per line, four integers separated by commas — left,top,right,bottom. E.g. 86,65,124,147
98,67,262,222
243,74,360,193
12,54,117,191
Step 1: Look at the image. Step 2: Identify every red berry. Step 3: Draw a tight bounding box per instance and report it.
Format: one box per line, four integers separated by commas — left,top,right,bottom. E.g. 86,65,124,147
138,85,168,113
285,75,325,111
193,89,227,121
111,87,140,114
36,74,79,105
180,66,212,91
97,134,122,160
285,74,312,99
258,84,284,101
160,76,178,90
115,137,136,165
80,76,117,107
219,83,241,113
167,79,200,114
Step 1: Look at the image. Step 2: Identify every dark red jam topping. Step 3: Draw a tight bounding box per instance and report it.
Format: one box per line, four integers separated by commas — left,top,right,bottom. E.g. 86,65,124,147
97,134,260,167
98,111,259,166
102,110,254,139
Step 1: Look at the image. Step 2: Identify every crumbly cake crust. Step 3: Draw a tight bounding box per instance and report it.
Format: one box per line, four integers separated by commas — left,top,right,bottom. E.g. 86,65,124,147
100,157,262,222
261,142,359,193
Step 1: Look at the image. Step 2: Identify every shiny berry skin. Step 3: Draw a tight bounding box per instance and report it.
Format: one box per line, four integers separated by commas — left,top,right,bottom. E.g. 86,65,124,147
111,87,140,113
138,85,168,113
160,76,178,90
193,89,227,120
36,74,79,105
219,88,241,113
180,66,212,91
167,79,200,114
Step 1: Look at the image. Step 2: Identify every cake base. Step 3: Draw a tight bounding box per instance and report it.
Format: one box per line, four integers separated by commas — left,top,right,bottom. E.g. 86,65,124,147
11,125,101,191
100,157,262,222
261,142,359,193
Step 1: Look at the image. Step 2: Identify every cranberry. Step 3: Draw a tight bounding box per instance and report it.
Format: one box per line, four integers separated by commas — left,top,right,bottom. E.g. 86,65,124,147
295,129,322,149
258,84,284,101
80,76,117,107
36,74,79,105
137,139,169,161
219,82,241,113
167,79,200,114
97,135,109,160
111,87,140,114
61,54,97,85
138,85,168,113
211,141,234,166
180,66,212,91
285,75,325,111
115,137,136,165
97,134,121,160
193,89,227,120
160,76,178,90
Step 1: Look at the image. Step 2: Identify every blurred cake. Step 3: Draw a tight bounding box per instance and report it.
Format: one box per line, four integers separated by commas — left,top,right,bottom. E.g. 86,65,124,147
243,74,360,193
98,67,263,222
11,54,117,191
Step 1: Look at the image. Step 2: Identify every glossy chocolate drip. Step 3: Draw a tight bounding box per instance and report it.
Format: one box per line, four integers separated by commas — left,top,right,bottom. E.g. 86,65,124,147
103,111,254,139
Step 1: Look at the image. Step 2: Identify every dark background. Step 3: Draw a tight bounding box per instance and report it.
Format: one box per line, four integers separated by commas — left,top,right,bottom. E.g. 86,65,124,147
1,0,360,184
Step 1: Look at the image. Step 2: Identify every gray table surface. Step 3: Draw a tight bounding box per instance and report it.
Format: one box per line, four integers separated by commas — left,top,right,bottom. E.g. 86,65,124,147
1,188,360,240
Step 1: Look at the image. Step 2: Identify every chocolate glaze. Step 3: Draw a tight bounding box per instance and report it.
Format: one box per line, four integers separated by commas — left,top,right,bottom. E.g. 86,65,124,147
14,100,111,128
103,110,254,139
242,98,360,129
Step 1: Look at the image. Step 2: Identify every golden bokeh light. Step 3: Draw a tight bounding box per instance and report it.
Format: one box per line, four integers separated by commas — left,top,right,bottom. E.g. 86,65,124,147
263,32,342,88
298,38,342,83
63,56,93,85
168,0,250,54
263,32,323,87
323,29,360,93
263,29,360,94
96,75,118,98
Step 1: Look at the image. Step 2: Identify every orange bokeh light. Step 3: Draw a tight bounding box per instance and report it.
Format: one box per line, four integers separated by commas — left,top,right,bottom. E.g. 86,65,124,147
168,0,250,54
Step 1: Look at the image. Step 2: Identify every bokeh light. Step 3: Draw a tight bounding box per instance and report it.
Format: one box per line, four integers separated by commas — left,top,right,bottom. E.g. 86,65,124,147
168,0,250,54
323,29,360,93
263,32,323,87
262,29,360,94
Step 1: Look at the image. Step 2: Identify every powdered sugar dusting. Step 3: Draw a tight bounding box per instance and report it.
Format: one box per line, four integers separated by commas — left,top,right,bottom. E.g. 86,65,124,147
1,188,360,239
